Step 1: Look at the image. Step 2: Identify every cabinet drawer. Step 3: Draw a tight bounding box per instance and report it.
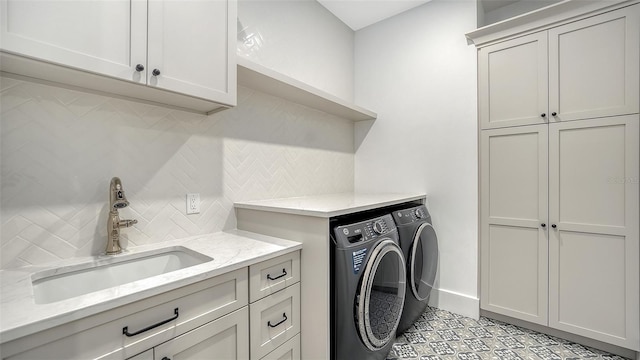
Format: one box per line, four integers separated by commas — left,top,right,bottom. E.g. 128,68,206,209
5,268,248,360
261,333,300,360
250,283,300,360
154,307,249,360
249,251,300,303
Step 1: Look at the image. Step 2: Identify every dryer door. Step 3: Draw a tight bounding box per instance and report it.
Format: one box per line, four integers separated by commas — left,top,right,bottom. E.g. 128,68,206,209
410,223,439,301
356,239,406,351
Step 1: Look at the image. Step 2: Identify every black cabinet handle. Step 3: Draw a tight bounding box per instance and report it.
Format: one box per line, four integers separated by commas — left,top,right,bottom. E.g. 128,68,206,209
541,223,546,228
123,308,179,337
551,224,557,229
551,112,557,116
162,357,170,360
152,69,161,76
135,64,145,72
267,268,287,281
268,313,288,328
541,113,546,118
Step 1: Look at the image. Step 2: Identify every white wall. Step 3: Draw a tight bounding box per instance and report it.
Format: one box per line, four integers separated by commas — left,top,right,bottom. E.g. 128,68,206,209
0,77,354,270
483,0,560,26
238,0,354,101
354,0,479,318
0,77,354,269
0,0,356,270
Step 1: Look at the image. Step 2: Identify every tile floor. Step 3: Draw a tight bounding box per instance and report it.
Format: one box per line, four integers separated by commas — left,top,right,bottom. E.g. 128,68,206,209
387,307,629,360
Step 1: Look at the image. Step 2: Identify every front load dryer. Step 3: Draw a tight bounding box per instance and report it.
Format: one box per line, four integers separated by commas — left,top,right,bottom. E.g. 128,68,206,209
332,214,406,360
392,204,439,334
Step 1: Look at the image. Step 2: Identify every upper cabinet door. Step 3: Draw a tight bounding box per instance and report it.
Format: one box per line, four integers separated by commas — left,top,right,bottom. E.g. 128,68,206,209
478,32,548,130
147,0,236,105
0,0,147,83
549,5,640,122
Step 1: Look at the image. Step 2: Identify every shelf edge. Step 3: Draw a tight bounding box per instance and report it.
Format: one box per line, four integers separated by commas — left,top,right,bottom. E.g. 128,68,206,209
237,57,377,122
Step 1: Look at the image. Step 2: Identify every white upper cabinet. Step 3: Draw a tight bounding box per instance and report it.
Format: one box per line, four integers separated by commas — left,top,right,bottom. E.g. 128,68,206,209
0,0,147,83
0,0,236,112
147,0,235,103
549,6,639,122
479,32,548,129
478,4,639,129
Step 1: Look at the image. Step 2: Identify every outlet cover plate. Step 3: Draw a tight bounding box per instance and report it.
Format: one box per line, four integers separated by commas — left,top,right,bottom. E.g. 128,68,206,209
186,193,200,214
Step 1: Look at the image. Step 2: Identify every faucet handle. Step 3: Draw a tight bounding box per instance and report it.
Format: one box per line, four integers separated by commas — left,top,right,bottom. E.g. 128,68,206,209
118,219,138,228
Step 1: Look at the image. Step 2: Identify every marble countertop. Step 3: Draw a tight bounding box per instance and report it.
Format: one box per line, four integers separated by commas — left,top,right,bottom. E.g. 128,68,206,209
0,230,302,343
234,193,426,217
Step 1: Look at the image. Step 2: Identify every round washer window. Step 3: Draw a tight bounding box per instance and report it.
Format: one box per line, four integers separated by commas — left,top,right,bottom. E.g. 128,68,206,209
356,239,406,350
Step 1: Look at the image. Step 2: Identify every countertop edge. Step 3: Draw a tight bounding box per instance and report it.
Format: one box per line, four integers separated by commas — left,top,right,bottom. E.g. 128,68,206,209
234,193,426,218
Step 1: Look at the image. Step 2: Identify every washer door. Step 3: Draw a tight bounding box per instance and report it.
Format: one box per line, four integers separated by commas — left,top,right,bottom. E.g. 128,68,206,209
356,239,406,351
410,223,438,301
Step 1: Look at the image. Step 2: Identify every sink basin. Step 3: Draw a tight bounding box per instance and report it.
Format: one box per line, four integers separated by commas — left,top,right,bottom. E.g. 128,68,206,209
31,246,212,304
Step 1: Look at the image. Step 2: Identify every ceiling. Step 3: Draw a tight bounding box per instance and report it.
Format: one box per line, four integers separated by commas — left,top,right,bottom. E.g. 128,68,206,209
317,0,521,31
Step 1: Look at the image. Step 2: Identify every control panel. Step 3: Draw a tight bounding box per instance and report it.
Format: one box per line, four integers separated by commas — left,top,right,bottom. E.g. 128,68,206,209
392,205,431,226
334,214,396,245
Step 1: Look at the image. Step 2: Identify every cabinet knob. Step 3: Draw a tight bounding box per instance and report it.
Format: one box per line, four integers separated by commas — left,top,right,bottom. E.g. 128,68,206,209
135,64,144,72
161,357,171,360
541,223,546,228
551,224,557,228
152,69,161,76
551,112,557,116
541,113,546,118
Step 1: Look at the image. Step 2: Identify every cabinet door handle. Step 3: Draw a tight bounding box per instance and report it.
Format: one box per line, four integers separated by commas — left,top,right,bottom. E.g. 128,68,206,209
268,313,288,328
541,223,546,228
135,64,145,72
267,268,287,281
540,113,546,118
122,308,179,337
162,357,171,360
551,112,557,116
152,69,161,76
551,224,557,229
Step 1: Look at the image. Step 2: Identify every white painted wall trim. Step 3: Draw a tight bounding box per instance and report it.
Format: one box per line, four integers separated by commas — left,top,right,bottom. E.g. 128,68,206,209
428,287,480,320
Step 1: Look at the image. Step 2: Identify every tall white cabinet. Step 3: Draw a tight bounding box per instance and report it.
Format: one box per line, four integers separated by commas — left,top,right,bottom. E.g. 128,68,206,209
471,0,640,354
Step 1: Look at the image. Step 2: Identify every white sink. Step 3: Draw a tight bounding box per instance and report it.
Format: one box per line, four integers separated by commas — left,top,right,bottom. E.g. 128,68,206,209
31,246,212,304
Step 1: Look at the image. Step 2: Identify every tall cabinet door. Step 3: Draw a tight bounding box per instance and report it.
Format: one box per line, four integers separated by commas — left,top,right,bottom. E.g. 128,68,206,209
0,0,147,82
548,115,639,350
147,0,236,104
480,125,549,325
478,32,548,129
548,5,640,122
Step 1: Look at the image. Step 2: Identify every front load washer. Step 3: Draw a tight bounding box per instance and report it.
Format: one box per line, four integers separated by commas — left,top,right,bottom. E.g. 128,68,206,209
332,214,406,360
392,204,439,334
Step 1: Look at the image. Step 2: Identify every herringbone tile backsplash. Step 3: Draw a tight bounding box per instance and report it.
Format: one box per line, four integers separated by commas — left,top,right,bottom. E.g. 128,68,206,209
0,76,354,269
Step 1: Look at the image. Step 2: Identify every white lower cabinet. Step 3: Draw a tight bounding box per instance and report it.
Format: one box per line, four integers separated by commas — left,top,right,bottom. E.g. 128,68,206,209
248,251,301,360
2,251,302,360
126,308,248,360
250,283,300,360
154,308,249,360
480,115,640,350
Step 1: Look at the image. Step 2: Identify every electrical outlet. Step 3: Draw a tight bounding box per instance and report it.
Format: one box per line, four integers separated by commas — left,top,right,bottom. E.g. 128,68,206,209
186,193,200,214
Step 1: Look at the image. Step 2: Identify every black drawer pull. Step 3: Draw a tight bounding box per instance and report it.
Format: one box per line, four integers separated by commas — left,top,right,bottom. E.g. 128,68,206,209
267,268,287,281
268,313,288,328
123,308,179,337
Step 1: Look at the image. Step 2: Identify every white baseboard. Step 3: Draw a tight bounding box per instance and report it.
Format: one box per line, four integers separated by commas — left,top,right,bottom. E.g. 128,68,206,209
428,287,479,320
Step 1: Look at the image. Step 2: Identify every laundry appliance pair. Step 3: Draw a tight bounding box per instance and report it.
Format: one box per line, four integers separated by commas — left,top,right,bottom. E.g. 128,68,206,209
331,203,438,360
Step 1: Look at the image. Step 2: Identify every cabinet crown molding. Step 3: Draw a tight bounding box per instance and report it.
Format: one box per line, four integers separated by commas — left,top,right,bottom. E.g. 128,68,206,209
466,0,639,47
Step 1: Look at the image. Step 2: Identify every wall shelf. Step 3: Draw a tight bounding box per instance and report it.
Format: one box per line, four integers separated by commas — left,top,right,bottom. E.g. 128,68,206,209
237,57,377,122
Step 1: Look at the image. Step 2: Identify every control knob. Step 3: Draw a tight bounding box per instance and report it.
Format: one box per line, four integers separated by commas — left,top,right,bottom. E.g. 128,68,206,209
373,220,385,235
414,208,425,219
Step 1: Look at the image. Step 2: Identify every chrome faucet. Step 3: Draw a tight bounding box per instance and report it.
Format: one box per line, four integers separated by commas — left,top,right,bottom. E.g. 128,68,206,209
106,177,137,255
